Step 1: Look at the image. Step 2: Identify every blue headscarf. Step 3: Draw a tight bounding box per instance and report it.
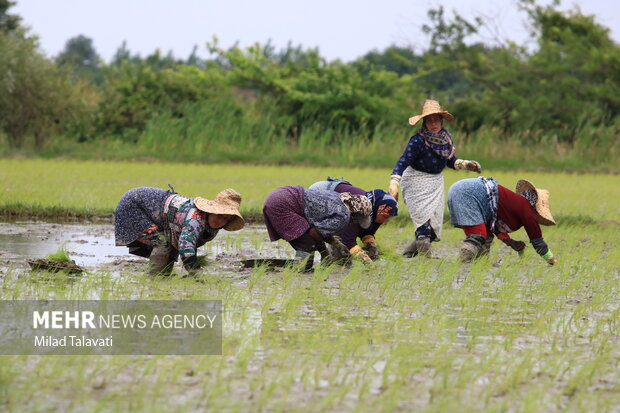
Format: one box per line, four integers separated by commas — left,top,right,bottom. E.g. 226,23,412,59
366,189,398,220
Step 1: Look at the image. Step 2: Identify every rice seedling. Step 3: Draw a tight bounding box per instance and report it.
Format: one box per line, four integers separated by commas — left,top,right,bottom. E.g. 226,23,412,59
43,243,71,263
0,162,619,411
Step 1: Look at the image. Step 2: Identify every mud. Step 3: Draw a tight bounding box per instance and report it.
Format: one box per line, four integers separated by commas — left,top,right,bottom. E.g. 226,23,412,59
26,259,84,274
0,221,291,274
0,221,463,278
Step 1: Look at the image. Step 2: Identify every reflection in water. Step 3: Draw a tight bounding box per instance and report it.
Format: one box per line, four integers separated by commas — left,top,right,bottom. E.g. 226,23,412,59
0,222,284,268
0,222,129,266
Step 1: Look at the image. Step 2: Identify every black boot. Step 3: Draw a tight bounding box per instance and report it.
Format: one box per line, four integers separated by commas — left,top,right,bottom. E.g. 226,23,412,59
294,250,315,272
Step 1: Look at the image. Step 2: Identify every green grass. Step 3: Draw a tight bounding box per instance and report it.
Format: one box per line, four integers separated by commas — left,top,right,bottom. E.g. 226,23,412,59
0,160,619,411
43,244,71,263
1,159,619,224
1,117,618,173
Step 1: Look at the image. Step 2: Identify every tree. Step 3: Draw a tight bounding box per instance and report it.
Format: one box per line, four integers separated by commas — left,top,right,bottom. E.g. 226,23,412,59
520,0,620,129
355,46,422,77
0,30,87,147
0,0,20,32
56,34,103,84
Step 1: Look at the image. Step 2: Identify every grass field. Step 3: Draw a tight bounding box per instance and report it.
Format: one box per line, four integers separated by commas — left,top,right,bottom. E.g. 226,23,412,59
0,159,619,412
1,158,618,222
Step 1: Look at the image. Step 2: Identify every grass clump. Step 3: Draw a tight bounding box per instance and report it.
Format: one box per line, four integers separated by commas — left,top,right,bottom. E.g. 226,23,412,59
43,244,71,263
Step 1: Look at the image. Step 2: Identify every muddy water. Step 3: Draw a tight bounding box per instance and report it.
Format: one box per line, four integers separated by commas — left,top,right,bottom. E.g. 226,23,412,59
0,222,289,271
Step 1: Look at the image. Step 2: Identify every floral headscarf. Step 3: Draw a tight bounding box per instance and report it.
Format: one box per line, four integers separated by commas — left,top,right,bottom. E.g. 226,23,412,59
419,124,455,159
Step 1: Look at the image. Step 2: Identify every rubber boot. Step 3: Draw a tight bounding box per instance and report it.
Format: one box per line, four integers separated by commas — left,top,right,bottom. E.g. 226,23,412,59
294,250,315,272
404,235,432,258
127,241,152,258
149,245,175,276
416,237,432,258
460,234,486,263
403,240,418,257
478,236,494,257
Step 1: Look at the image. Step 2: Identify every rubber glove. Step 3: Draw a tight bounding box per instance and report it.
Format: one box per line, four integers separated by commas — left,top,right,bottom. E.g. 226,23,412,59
542,250,558,265
455,159,482,173
350,245,372,263
329,236,350,258
182,254,200,275
362,235,379,260
501,238,526,253
389,175,401,199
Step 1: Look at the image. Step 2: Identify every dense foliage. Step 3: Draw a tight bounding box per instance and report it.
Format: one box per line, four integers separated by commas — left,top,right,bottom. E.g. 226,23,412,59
0,0,618,169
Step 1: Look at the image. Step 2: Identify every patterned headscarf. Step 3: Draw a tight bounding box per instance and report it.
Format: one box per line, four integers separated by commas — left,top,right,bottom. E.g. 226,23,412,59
520,189,538,209
366,190,398,220
339,192,373,228
339,193,372,216
419,124,455,159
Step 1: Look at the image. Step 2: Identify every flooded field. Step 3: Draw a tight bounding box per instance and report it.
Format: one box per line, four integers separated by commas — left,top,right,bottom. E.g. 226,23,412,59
1,219,619,411
1,161,619,411
0,222,294,273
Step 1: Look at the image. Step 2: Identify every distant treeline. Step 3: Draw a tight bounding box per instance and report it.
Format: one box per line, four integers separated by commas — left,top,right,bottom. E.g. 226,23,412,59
0,0,618,170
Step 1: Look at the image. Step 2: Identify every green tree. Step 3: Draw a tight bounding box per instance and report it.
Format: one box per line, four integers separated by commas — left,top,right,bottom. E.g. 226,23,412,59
414,1,620,137
519,0,620,131
95,61,227,138
355,46,422,77
0,30,87,147
0,0,20,32
56,34,103,84
212,42,417,139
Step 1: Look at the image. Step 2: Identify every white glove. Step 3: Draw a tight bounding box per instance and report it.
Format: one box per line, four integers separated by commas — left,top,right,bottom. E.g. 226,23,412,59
389,175,401,199
454,159,482,173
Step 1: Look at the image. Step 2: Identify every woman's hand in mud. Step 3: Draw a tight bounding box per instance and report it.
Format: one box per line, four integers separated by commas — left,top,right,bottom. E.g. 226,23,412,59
502,238,526,252
329,236,350,257
350,245,372,264
182,255,201,274
364,243,379,260
547,257,558,265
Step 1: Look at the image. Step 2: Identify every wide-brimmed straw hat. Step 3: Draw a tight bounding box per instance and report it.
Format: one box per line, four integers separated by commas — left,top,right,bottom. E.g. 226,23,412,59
515,180,556,226
408,99,455,126
194,188,245,231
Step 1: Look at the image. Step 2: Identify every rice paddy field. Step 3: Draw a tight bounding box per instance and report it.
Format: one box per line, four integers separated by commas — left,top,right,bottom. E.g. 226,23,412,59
0,158,619,412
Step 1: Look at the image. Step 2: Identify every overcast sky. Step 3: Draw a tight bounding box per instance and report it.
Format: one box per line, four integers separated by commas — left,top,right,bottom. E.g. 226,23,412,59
12,0,620,63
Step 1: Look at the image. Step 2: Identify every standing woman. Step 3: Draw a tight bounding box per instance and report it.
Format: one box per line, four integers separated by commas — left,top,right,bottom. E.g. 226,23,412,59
388,99,482,257
115,187,244,275
447,177,558,265
263,185,373,270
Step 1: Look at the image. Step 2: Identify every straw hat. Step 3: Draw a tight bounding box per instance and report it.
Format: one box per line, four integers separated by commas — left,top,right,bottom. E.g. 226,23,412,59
194,189,245,231
515,180,556,226
408,99,455,126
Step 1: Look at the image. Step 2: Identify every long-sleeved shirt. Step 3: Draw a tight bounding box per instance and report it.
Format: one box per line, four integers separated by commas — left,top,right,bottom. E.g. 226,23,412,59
167,198,219,258
495,185,549,255
392,134,458,176
495,185,543,240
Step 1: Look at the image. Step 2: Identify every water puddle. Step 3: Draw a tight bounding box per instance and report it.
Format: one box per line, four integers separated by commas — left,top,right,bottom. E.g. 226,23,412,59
0,221,288,271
